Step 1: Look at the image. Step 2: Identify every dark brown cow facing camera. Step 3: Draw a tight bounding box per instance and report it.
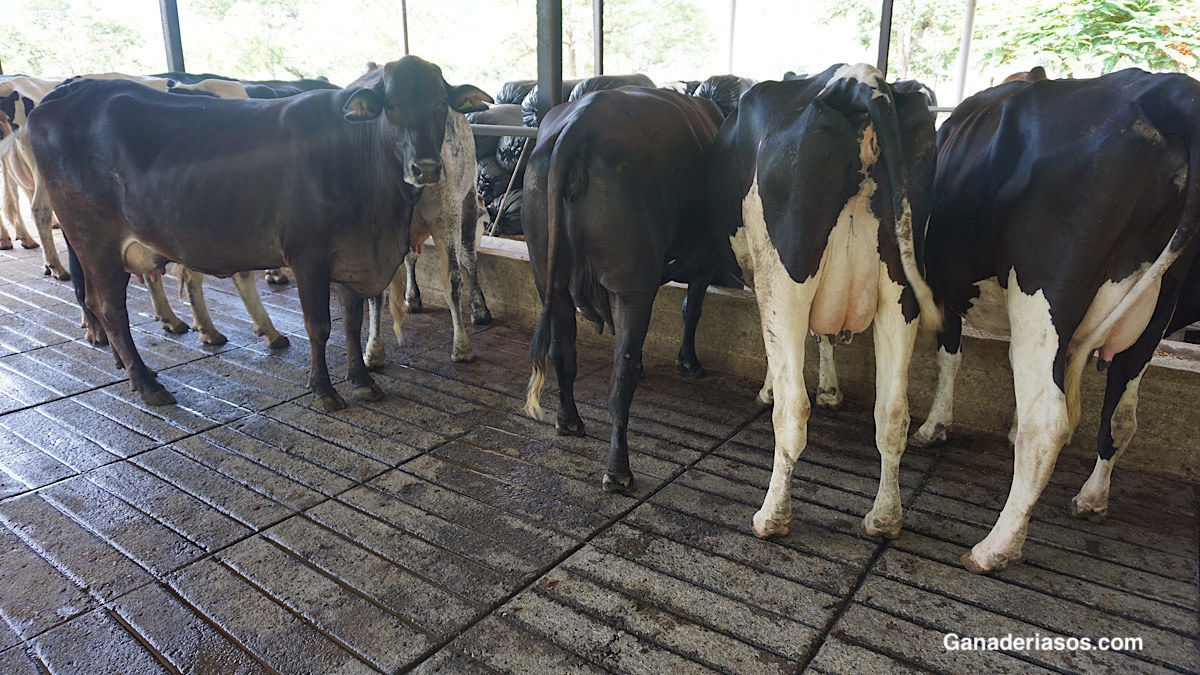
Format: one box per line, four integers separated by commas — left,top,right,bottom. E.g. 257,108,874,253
29,56,489,411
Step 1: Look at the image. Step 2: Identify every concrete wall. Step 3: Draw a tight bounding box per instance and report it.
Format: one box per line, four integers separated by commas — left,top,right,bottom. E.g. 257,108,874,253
415,238,1200,482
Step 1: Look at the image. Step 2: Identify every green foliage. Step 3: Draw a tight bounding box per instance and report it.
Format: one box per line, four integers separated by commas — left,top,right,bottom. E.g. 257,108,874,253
0,0,146,75
976,0,1199,74
819,0,964,84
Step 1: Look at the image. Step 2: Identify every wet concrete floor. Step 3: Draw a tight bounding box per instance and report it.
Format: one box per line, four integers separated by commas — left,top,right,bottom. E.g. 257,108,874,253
0,234,1197,674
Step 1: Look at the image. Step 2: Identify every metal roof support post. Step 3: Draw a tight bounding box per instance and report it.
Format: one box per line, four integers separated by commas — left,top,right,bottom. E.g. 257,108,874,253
876,0,893,77
401,0,410,55
537,0,563,122
954,0,977,103
159,0,186,73
727,0,737,73
593,0,603,76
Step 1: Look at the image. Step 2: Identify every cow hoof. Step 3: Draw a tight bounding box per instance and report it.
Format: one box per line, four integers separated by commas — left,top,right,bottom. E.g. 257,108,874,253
198,331,228,346
451,350,475,363
265,270,289,285
752,511,790,538
141,388,177,406
556,422,585,437
960,549,1023,575
863,512,903,539
602,473,634,493
756,388,774,407
471,308,493,325
313,392,347,412
21,239,39,250
267,334,290,350
675,360,705,378
406,299,423,314
0,241,10,250
815,388,843,410
909,422,947,448
160,318,189,335
352,383,385,402
1067,498,1108,524
46,265,70,281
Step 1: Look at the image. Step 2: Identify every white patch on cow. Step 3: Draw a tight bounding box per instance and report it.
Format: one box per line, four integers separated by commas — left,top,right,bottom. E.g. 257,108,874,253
967,269,1070,572
729,227,755,289
819,63,889,100
744,172,919,541
911,345,962,446
1070,264,1157,362
1070,369,1145,519
965,276,1010,336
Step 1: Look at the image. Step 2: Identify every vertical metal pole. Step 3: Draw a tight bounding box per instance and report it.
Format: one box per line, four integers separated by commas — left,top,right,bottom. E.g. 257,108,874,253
537,0,563,122
876,0,893,77
954,0,977,103
727,0,736,73
159,0,186,73
593,0,603,76
401,0,410,55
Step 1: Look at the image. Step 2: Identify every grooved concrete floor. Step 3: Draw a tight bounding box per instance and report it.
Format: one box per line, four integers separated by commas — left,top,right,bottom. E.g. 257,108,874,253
0,235,1197,674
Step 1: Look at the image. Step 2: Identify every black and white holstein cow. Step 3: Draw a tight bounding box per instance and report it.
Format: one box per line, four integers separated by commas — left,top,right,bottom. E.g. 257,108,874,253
708,64,939,540
346,66,496,366
523,86,733,492
911,69,1200,572
29,56,489,410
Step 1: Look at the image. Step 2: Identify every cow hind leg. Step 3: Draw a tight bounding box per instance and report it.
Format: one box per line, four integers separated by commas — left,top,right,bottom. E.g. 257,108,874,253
815,337,843,409
231,270,288,349
1,154,37,250
459,192,492,325
603,292,655,492
30,177,68,280
180,269,228,346
911,313,963,447
548,285,584,436
964,282,1068,573
66,238,105,346
363,294,387,371
437,238,474,362
91,265,174,406
863,272,919,539
145,271,190,336
675,276,711,377
264,268,288,285
339,284,383,402
403,250,423,313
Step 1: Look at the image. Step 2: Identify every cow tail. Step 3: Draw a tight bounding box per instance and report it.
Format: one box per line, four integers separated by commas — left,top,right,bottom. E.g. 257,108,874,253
867,76,942,332
1062,92,1200,432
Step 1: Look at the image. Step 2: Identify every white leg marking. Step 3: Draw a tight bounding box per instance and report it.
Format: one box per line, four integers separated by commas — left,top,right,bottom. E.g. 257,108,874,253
912,346,962,447
863,266,918,539
815,338,843,409
230,271,287,349
966,269,1069,573
364,295,386,369
1069,370,1144,520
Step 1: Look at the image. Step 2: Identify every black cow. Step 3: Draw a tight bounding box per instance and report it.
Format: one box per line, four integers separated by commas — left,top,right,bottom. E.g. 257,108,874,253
911,69,1200,573
523,86,733,492
708,64,939,542
29,56,488,411
693,74,756,117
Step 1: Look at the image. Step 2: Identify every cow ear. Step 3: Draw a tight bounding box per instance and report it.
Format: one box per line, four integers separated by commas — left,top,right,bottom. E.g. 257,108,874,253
446,83,493,113
344,88,384,122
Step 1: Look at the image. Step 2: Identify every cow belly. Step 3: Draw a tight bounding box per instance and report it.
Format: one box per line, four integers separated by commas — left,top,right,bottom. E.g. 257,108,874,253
1071,266,1160,360
807,179,883,336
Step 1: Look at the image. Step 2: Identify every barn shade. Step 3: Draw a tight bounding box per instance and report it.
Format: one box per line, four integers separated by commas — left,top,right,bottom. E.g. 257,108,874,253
159,0,186,73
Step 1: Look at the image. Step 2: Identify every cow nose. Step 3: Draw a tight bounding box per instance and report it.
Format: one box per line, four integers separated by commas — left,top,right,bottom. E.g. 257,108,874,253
409,159,444,185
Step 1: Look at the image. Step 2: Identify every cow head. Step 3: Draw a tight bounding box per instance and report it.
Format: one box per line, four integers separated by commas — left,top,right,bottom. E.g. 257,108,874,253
343,55,492,187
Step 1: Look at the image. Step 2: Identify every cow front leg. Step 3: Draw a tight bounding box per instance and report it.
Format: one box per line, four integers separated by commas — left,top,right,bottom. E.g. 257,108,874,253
964,280,1068,573
1,165,36,250
403,250,423,313
145,271,190,335
363,294,386,370
180,268,228,346
911,313,963,447
294,266,343,411
604,293,654,492
92,266,174,406
815,337,843,409
438,238,474,362
231,271,288,349
675,277,709,377
863,273,919,539
339,284,383,402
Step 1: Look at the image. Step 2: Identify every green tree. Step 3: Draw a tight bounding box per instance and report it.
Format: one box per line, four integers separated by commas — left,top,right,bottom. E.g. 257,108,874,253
0,0,147,75
975,0,1199,74
819,0,964,84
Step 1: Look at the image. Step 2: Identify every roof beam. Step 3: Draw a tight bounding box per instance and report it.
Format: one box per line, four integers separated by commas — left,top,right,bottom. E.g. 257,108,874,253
159,0,186,72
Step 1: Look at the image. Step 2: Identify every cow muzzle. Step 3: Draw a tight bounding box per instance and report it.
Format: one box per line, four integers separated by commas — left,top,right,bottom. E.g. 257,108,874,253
406,159,446,186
